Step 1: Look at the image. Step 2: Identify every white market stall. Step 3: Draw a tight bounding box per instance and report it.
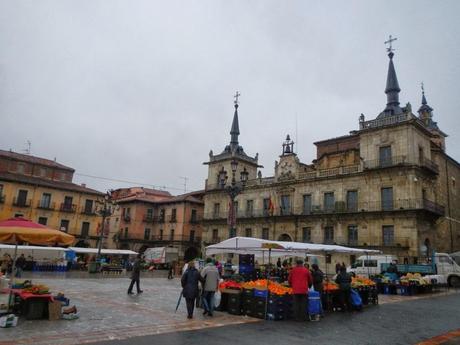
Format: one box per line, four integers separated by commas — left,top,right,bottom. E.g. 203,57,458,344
68,247,138,255
0,244,67,261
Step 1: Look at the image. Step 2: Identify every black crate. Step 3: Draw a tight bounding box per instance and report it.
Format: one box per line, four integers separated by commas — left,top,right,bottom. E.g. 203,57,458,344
252,297,266,309
242,296,254,307
242,289,254,297
228,306,242,315
266,311,287,321
22,298,49,320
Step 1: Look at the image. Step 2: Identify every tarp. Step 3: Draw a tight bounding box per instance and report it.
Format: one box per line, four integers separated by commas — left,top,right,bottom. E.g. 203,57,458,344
205,237,381,256
68,247,137,255
0,217,74,246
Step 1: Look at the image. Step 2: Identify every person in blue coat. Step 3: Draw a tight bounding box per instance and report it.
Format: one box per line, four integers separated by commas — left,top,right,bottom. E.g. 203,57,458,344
181,260,204,319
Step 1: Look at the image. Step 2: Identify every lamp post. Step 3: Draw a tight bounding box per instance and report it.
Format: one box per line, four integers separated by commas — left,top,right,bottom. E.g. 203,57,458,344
220,159,249,238
95,191,118,263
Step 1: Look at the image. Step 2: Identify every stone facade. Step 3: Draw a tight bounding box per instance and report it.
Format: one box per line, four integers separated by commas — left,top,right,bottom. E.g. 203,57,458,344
202,52,459,266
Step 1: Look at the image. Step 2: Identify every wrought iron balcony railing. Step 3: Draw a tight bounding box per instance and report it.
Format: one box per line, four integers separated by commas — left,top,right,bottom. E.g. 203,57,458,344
60,203,76,213
37,201,56,210
13,198,32,207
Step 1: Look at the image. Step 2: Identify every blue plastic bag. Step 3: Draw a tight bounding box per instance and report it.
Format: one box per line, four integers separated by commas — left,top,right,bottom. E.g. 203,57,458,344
350,289,363,310
308,290,322,316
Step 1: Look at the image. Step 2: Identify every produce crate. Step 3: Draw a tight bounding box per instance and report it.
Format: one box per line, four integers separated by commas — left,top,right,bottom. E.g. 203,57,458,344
242,289,254,297
227,293,242,315
254,289,268,298
22,299,49,320
368,288,379,305
266,311,287,321
252,296,267,309
228,306,242,315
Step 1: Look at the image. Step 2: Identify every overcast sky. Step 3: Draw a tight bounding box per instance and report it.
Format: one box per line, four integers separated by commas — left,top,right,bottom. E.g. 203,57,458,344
1,1,459,194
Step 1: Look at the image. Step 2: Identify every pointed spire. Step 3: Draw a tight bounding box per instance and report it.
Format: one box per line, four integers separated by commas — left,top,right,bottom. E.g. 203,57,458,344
382,36,402,115
418,82,433,114
230,91,240,148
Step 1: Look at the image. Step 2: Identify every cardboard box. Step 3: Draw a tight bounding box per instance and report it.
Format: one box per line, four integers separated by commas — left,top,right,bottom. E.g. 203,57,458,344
48,300,62,321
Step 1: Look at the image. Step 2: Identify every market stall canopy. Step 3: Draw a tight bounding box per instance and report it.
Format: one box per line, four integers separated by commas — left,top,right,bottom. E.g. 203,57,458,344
205,237,381,256
0,218,74,246
68,247,138,255
0,244,67,260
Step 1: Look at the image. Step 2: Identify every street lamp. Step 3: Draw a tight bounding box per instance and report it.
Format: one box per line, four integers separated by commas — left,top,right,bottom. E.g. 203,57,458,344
95,191,118,263
222,159,248,238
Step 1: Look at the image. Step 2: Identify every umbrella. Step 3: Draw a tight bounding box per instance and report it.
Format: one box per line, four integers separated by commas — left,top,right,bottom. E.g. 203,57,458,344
174,291,183,313
0,217,75,297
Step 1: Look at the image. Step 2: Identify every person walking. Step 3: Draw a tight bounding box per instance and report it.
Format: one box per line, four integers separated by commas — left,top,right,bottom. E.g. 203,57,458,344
127,254,143,295
200,258,220,317
288,259,312,321
181,260,203,319
1,254,11,276
335,266,352,312
15,254,26,278
167,262,174,280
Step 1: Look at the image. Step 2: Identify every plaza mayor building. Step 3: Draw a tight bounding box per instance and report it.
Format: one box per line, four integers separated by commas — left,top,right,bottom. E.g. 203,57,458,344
201,48,460,265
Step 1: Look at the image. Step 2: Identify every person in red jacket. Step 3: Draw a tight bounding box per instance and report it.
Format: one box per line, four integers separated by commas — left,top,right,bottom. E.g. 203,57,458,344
288,259,313,321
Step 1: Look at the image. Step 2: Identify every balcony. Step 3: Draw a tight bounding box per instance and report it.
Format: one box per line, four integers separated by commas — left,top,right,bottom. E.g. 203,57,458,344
60,203,76,213
167,215,177,223
190,215,202,224
203,198,445,221
122,215,131,223
420,157,439,174
13,198,32,208
81,207,97,216
37,201,56,210
359,113,409,130
0,195,5,204
143,215,155,223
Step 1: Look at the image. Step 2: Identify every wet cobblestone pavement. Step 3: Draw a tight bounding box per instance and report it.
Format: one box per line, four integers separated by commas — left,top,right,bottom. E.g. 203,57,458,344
0,274,260,345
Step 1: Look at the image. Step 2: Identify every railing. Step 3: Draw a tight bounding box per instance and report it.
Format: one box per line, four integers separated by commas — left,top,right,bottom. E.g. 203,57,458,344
60,203,76,213
420,157,439,174
203,198,444,220
190,216,202,224
81,207,97,215
207,237,221,244
364,155,409,169
359,113,408,130
167,215,177,223
13,198,32,207
143,215,155,223
37,201,55,210
122,215,131,222
0,195,5,204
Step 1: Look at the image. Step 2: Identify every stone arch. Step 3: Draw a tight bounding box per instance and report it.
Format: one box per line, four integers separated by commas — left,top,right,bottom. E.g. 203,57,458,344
278,233,292,242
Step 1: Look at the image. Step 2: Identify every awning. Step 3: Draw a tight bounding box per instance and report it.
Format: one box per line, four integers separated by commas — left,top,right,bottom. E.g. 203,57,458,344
68,247,138,255
205,237,381,256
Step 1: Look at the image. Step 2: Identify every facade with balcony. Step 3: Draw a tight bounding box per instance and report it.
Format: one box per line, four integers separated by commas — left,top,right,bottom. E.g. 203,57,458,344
111,187,204,262
0,149,104,247
202,50,460,265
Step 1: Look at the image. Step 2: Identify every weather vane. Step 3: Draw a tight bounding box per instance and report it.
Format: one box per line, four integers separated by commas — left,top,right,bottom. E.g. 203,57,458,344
421,81,425,94
234,91,241,106
384,35,397,53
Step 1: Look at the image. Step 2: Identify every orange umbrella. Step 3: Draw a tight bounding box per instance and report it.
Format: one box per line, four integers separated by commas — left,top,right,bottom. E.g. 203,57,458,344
0,217,74,246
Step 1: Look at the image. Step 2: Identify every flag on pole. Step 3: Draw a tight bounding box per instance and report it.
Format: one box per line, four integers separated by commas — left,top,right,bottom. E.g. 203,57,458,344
268,197,275,216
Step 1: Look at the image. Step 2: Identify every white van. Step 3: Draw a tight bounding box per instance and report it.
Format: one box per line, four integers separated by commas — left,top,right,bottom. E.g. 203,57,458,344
348,255,397,277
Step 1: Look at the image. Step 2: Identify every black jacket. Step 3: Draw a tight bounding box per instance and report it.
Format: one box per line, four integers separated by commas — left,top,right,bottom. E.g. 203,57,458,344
335,271,352,290
312,269,324,291
181,267,203,299
131,258,141,280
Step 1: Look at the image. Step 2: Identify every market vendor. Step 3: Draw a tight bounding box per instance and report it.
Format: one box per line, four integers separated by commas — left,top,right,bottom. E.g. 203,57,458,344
288,259,312,322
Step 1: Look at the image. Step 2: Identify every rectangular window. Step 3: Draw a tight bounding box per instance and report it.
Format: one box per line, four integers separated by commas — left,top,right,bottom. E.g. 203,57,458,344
324,192,335,212
379,146,392,167
16,189,28,206
38,217,47,225
245,228,252,237
280,195,291,215
233,201,238,214
326,254,332,264
84,200,93,214
40,193,51,209
146,208,154,219
348,225,358,245
144,228,151,240
190,230,195,242
124,227,129,239
302,194,312,215
229,228,236,238
62,196,74,212
191,209,197,223
171,208,177,222
263,198,270,216
81,222,90,237
324,226,334,244
302,227,311,243
170,229,175,240
262,228,269,240
60,219,69,232
212,229,219,242
213,203,220,217
382,225,394,246
381,187,394,211
40,167,47,177
159,209,165,222
346,190,358,212
246,200,254,217
17,163,25,174
159,229,163,240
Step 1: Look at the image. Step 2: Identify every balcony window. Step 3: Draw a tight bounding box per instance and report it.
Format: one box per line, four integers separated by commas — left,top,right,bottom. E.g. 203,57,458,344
263,198,270,216
302,227,311,243
324,226,334,244
40,167,47,178
346,191,358,212
190,230,195,242
381,187,394,211
81,222,90,237
382,225,394,246
146,208,154,219
229,228,236,238
245,228,252,237
159,229,163,240
84,200,94,214
38,217,47,226
348,225,358,245
159,209,165,222
124,227,129,239
144,228,151,240
60,219,69,232
171,209,177,222
246,200,254,217
379,146,392,167
213,203,220,217
191,209,197,223
302,194,312,215
16,189,28,206
212,229,219,242
62,196,73,211
324,192,335,212
280,195,291,215
262,228,269,240
40,193,51,209
17,163,25,174
170,229,175,241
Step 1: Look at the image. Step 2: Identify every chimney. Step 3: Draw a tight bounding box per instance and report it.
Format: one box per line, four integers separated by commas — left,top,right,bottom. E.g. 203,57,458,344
81,183,86,188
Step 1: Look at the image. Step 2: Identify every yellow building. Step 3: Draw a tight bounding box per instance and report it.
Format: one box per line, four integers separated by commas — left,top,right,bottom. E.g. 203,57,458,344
0,149,104,247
